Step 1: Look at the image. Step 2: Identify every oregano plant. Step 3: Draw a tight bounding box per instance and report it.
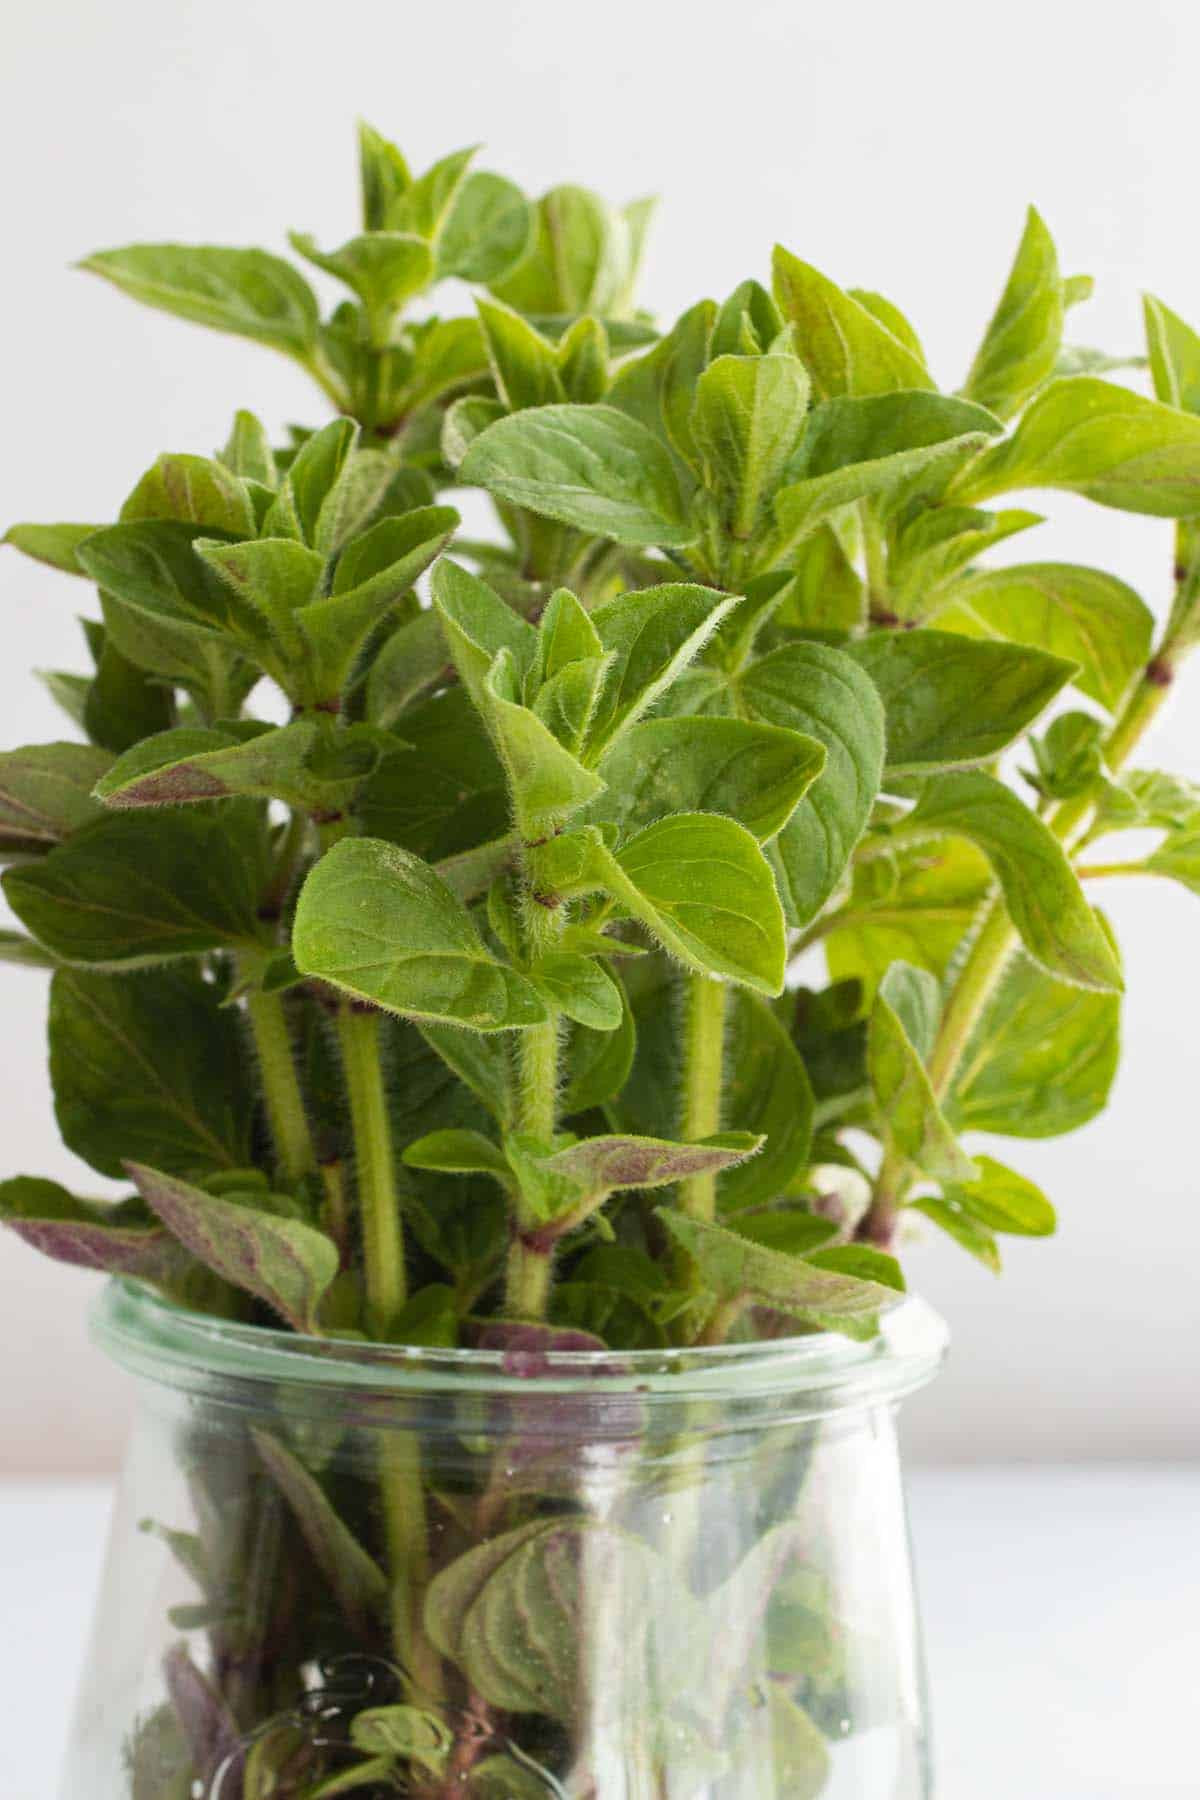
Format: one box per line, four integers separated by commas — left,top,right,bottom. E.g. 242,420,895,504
6,130,1200,1796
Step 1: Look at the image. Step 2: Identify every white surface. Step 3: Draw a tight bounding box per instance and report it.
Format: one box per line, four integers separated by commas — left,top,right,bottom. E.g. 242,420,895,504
2,1470,1196,1798
2,0,1200,1473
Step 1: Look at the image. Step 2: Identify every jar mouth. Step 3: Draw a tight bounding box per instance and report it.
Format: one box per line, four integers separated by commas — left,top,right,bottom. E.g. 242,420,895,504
93,1279,948,1415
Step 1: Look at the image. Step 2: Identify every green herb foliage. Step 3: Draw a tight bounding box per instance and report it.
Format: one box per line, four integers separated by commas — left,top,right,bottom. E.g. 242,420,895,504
5,128,1198,1798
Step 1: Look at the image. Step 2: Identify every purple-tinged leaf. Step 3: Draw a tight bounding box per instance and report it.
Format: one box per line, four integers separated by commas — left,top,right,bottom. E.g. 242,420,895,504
251,1429,388,1635
128,1164,338,1332
0,1175,185,1280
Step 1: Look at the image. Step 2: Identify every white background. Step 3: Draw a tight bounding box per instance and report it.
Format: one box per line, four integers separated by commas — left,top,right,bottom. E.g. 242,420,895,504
1,0,1197,1475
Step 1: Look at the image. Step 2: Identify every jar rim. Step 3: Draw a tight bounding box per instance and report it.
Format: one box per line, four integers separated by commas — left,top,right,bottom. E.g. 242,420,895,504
93,1279,948,1413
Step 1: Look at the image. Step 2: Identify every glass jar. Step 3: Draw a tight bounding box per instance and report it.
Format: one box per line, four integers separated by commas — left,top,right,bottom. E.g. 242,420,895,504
62,1279,948,1799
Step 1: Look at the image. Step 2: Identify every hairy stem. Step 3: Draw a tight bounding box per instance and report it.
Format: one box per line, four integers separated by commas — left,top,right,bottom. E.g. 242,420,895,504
244,988,316,1186
678,973,728,1221
336,1004,405,1336
505,864,566,1317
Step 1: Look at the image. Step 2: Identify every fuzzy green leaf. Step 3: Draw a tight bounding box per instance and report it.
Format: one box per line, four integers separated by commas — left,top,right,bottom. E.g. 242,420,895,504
48,965,253,1177
741,643,886,926
772,248,934,400
290,231,433,335
529,952,622,1030
437,171,533,284
658,1209,902,1334
844,630,1075,774
592,716,825,843
869,968,978,1182
1143,293,1200,414
690,352,811,536
96,721,380,813
947,949,1121,1138
476,297,564,410
907,772,1123,991
429,559,536,711
3,522,102,575
955,376,1200,515
591,813,787,994
0,742,112,856
720,989,815,1209
292,836,547,1031
484,649,605,837
80,244,320,355
460,403,693,546
944,1154,1057,1236
4,806,266,966
935,563,1154,713
911,1196,1001,1272
585,582,736,756
963,206,1064,420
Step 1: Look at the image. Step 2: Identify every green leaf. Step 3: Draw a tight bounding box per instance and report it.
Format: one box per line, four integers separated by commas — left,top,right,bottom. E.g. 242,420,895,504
490,183,631,316
292,837,547,1031
0,742,112,855
429,559,536,712
592,716,825,843
3,521,105,574
825,837,993,994
557,314,610,403
888,504,1043,619
252,1430,388,1634
947,948,1121,1138
590,813,787,994
1145,828,1200,896
1025,710,1106,801
658,1209,902,1334
97,720,380,814
83,629,176,756
476,297,564,410
366,607,450,727
80,244,319,356
76,519,268,652
944,1153,1056,1235
436,171,533,284
720,989,815,1209
935,563,1154,713
0,1176,184,1281
402,1128,510,1179
562,977,637,1115
806,1243,906,1290
121,452,258,537
770,394,1000,554
772,247,934,399
690,352,811,536
535,586,603,679
741,642,886,925
963,206,1064,420
954,376,1200,515
48,964,253,1177
608,298,716,471
289,231,433,336
844,630,1075,773
419,1022,513,1129
355,687,508,862
878,959,941,1060
459,403,693,547
194,537,320,662
484,650,605,837
907,771,1123,990
529,952,622,1029
4,805,266,966
911,1196,1001,1272
585,582,737,756
1143,293,1200,414
218,410,278,486
280,418,360,548
869,969,977,1182
350,1705,452,1769
129,1165,337,1332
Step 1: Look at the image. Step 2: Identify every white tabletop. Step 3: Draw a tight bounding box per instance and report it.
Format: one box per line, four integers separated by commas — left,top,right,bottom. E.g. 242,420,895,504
2,1467,1196,1797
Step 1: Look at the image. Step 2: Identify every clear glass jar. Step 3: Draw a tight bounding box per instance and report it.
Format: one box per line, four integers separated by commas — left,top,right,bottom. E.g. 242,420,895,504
62,1279,947,1799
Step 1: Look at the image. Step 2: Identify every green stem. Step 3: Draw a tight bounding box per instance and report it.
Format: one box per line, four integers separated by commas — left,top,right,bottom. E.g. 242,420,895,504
679,973,728,1221
336,1004,405,1337
244,988,316,1186
505,1235,553,1318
